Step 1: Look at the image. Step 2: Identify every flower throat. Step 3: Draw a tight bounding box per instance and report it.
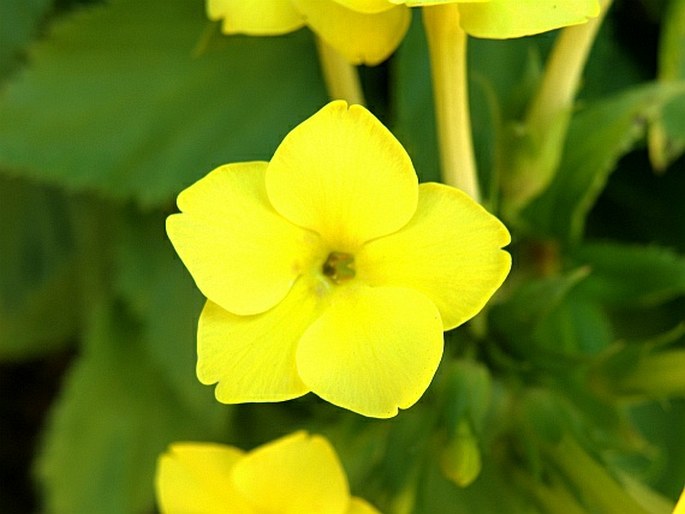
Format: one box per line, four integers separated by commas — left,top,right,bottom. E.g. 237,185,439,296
322,251,356,284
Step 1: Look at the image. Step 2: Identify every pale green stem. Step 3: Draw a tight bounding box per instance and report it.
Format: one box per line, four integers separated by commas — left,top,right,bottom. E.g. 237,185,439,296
525,0,614,132
423,5,480,201
513,468,587,514
316,37,365,105
618,350,685,397
546,437,649,514
505,0,613,213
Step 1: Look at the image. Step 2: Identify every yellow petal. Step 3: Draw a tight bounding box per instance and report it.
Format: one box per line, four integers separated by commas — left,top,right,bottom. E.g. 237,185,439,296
458,0,601,39
197,275,328,403
397,0,489,5
167,161,318,316
347,497,382,514
358,183,511,330
333,0,396,14
156,443,254,514
207,0,305,35
231,431,350,514
296,285,443,418
292,0,410,65
266,101,418,251
674,488,685,514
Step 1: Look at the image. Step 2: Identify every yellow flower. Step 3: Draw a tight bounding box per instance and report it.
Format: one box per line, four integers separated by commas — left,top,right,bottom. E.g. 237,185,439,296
206,0,599,64
156,431,380,514
206,0,410,65
408,0,601,39
167,101,510,418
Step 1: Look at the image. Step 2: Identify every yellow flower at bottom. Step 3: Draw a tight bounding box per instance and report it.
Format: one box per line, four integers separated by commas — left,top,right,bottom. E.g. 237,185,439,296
167,101,511,418
156,431,380,514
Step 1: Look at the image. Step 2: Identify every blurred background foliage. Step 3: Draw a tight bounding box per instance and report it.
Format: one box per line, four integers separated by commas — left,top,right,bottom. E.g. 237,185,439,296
0,0,684,512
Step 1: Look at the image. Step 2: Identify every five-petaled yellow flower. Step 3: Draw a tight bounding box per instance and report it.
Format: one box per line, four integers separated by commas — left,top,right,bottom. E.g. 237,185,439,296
167,100,510,418
207,0,600,64
156,431,380,513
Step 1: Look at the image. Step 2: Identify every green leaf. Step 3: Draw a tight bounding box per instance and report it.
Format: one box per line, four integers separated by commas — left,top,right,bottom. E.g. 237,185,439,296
391,14,440,184
112,206,218,417
572,242,685,307
649,0,685,170
441,360,492,434
533,293,613,356
519,389,568,444
0,0,51,78
36,301,229,514
522,82,685,242
490,267,590,357
0,0,326,207
630,401,685,499
0,176,78,360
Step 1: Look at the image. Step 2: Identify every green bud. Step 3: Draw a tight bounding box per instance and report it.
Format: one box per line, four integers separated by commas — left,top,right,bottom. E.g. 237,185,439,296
440,419,482,488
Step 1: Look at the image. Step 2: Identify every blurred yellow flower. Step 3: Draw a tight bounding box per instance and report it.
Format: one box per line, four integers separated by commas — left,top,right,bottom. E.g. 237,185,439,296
206,0,599,65
156,431,380,514
206,0,410,65
167,100,510,418
413,0,601,39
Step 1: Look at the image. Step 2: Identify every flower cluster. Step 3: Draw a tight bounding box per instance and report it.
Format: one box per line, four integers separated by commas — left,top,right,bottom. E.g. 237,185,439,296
166,101,511,418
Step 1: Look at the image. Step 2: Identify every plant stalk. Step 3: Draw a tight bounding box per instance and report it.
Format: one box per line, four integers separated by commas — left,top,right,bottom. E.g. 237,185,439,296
316,37,365,105
423,5,480,201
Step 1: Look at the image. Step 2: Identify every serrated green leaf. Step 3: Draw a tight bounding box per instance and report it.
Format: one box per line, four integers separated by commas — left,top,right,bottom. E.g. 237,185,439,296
649,0,685,170
36,301,229,514
572,243,685,307
522,82,685,242
0,0,326,207
0,0,51,78
0,176,78,360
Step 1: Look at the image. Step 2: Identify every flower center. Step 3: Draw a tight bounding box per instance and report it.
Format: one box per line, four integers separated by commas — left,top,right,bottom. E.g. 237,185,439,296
322,251,356,284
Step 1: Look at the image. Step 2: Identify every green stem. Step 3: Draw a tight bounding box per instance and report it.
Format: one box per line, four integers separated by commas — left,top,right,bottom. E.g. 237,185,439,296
618,350,685,397
423,5,480,201
546,437,649,514
504,0,613,213
513,468,587,514
316,37,365,105
526,0,613,132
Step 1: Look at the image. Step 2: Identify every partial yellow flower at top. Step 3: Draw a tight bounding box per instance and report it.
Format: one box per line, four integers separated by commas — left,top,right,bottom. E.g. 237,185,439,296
167,100,510,418
405,0,601,39
156,431,380,514
207,0,410,65
206,0,599,65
